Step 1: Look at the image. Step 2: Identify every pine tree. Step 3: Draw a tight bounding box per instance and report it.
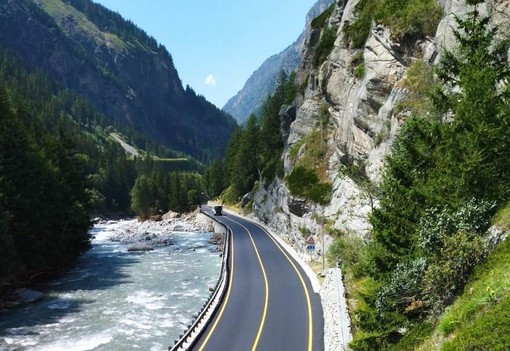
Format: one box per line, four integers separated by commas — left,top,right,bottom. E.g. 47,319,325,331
434,8,510,204
130,175,155,219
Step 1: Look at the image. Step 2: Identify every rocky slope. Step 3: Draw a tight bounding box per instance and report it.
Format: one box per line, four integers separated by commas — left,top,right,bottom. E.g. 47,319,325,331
251,0,510,253
223,0,334,124
0,0,236,162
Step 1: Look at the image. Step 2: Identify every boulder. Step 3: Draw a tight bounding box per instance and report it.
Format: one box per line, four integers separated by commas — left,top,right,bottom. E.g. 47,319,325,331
127,243,154,252
241,193,252,208
17,288,44,304
162,210,181,220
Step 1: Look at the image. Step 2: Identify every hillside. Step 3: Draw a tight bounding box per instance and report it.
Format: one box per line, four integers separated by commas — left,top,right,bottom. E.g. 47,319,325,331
212,0,510,349
223,0,334,124
0,0,236,163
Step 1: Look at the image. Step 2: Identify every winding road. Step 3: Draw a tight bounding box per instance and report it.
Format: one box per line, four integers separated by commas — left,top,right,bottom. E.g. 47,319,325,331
192,208,324,351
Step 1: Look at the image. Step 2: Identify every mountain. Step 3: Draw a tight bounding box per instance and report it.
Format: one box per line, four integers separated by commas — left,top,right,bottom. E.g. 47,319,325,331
0,0,236,162
222,0,334,124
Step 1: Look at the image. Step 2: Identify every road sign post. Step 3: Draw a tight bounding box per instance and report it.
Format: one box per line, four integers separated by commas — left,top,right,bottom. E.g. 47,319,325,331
306,236,315,261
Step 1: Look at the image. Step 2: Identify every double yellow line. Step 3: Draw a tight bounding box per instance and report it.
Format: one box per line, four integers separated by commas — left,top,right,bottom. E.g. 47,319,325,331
198,216,313,351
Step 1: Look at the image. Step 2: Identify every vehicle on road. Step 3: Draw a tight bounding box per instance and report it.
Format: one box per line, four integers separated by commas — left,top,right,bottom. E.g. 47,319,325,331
213,205,223,216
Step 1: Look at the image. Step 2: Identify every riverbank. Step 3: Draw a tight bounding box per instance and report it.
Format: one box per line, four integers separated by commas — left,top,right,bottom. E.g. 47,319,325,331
0,212,223,351
0,210,221,312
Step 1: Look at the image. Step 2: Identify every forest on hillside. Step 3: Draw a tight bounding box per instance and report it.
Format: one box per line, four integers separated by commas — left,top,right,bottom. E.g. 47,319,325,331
0,0,237,164
0,48,209,290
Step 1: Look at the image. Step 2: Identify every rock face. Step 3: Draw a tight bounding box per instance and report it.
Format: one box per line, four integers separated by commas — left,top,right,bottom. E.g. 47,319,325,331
251,0,510,251
0,0,235,161
223,0,335,124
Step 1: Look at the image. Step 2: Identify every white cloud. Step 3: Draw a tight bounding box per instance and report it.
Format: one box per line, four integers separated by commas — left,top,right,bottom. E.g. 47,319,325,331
204,74,217,87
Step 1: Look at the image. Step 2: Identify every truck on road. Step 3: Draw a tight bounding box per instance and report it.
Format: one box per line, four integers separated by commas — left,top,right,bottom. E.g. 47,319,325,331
213,205,223,216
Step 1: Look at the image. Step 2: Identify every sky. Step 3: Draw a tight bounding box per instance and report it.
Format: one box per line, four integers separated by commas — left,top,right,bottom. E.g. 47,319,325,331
92,0,318,109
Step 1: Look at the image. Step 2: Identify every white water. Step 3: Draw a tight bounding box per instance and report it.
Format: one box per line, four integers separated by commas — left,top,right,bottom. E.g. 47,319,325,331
0,220,221,351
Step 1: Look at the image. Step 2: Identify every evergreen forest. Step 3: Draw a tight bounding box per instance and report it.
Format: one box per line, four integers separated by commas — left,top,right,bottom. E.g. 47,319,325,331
0,48,208,291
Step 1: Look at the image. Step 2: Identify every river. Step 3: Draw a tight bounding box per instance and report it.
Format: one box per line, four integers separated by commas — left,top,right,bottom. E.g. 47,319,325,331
0,220,221,351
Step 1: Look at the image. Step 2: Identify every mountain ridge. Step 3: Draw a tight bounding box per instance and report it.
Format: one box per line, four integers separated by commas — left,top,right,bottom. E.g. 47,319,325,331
0,0,236,162
223,0,334,124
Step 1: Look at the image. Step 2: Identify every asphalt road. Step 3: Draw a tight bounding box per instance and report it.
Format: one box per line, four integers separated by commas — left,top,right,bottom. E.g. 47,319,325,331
192,208,324,351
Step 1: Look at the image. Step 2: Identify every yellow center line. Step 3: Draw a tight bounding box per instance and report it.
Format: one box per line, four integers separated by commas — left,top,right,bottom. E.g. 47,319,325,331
228,218,269,351
198,227,235,351
243,218,314,351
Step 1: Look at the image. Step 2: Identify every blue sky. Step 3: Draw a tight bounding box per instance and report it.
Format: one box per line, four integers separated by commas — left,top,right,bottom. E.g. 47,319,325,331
92,0,317,108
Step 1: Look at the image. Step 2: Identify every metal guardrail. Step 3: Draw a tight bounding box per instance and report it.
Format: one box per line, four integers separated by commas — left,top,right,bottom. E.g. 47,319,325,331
168,210,231,351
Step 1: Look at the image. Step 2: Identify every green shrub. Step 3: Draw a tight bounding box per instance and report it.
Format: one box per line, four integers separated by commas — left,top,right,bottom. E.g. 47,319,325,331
311,3,335,30
376,0,442,40
376,258,428,314
423,232,489,314
286,166,332,204
354,62,365,79
418,199,495,256
327,235,367,268
314,26,338,67
343,0,377,48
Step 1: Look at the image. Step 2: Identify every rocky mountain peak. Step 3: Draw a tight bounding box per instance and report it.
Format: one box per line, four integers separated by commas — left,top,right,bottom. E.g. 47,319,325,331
223,0,335,124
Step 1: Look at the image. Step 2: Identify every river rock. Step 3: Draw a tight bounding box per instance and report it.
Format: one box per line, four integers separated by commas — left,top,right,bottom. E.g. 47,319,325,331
17,288,44,304
162,210,181,220
127,243,154,252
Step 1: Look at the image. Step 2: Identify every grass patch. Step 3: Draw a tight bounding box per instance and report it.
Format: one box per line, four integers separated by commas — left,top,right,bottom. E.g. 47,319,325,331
289,139,305,162
494,202,510,231
441,294,510,350
400,237,510,350
437,236,510,335
388,323,435,351
286,166,332,205
396,60,437,117
343,0,442,48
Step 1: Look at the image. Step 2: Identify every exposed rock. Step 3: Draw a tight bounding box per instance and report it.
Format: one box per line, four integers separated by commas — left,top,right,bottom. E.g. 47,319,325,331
127,243,154,252
162,210,181,220
17,288,44,304
252,0,510,248
241,192,252,208
279,105,297,144
223,0,335,123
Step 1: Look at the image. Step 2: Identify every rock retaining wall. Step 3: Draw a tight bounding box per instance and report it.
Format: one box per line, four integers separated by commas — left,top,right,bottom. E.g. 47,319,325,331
320,268,352,351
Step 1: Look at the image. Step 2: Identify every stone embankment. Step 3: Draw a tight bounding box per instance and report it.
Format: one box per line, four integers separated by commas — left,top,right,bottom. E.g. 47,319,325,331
321,268,352,351
239,210,352,350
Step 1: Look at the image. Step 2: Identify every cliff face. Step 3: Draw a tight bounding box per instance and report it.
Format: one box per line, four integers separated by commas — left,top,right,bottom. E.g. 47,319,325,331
251,0,510,251
223,0,334,124
0,0,236,162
